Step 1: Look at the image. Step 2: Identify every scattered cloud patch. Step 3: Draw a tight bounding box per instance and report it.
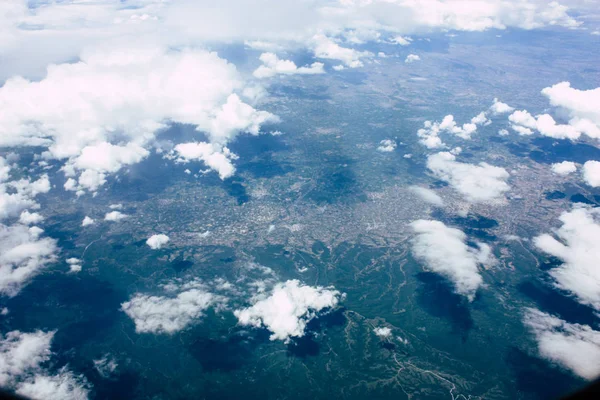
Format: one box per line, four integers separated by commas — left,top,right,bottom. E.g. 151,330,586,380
551,161,577,176
409,186,444,206
404,54,420,63
377,139,397,152
146,234,170,250
426,151,510,202
534,207,600,312
410,219,491,301
121,281,222,334
373,327,392,338
104,211,127,222
253,53,324,78
582,161,600,187
81,216,94,227
234,280,342,342
524,308,600,380
313,34,372,68
0,223,58,297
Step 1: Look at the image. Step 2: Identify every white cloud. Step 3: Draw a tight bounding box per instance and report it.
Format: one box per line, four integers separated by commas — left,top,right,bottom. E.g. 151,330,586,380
410,219,491,301
409,186,444,206
0,157,51,221
534,207,600,312
489,98,514,114
508,82,600,140
104,211,127,222
173,142,238,180
373,327,392,338
417,111,493,148
313,34,372,68
405,54,420,63
426,151,510,202
0,223,58,297
146,234,170,250
391,36,412,46
498,129,509,136
0,46,277,191
81,216,94,227
253,52,325,79
0,330,89,400
93,355,118,379
0,330,53,387
524,308,600,380
17,370,89,400
121,282,220,334
19,210,44,225
234,279,342,342
582,161,600,187
551,161,577,175
377,139,397,152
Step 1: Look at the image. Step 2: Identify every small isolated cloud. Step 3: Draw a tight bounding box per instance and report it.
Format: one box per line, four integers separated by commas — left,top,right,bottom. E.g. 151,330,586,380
409,186,444,206
313,34,372,68
377,139,396,152
104,211,127,222
81,216,94,227
489,98,514,114
253,53,324,78
391,36,412,46
551,161,577,176
0,224,58,297
582,161,600,187
524,308,600,380
405,54,420,63
426,151,510,203
93,355,118,379
410,220,492,301
0,330,89,400
373,327,392,338
121,281,221,334
234,280,342,342
146,234,170,250
534,207,600,312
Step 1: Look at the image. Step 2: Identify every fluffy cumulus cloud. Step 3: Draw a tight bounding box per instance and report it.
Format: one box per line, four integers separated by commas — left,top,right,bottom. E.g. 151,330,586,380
377,139,397,152
405,54,420,63
417,107,492,148
409,186,444,206
172,142,238,180
426,151,510,202
534,207,600,312
373,327,392,338
146,234,170,250
121,281,222,334
253,52,325,78
104,211,127,222
81,216,94,227
489,98,514,114
0,157,50,221
551,161,577,175
582,161,600,187
0,45,278,191
234,280,342,342
0,330,89,400
0,224,58,297
313,34,373,68
524,308,600,380
509,82,600,140
410,220,492,301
